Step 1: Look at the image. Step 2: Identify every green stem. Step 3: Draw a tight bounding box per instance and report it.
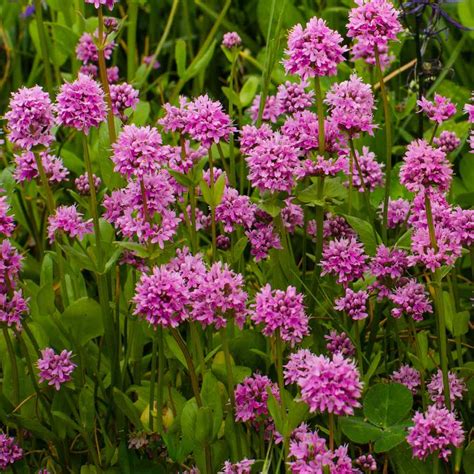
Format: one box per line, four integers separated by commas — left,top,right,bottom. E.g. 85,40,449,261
375,46,392,244
354,320,364,377
156,328,165,435
275,334,288,460
149,336,158,431
328,413,335,451
97,7,116,143
310,177,325,307
313,76,325,156
424,195,451,409
33,0,53,94
429,124,439,145
3,328,19,405
408,318,427,409
127,0,139,82
208,148,217,262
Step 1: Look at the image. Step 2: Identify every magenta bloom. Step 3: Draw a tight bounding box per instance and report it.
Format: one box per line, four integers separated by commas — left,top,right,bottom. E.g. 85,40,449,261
276,81,314,114
110,83,139,120
112,125,164,178
390,279,432,321
334,288,369,320
381,198,410,228
417,94,456,124
234,373,279,424
347,0,402,49
251,284,309,345
324,330,356,358
391,365,421,394
325,74,376,136
281,198,304,233
355,454,377,472
85,0,118,10
158,97,190,133
37,348,76,390
249,95,283,123
75,172,101,195
5,86,55,150
288,424,355,474
284,17,347,78
215,187,256,232
352,35,393,69
0,240,23,289
0,196,15,237
308,213,356,244
246,222,282,261
76,32,115,64
184,95,235,147
370,244,408,280
107,66,119,83
0,433,23,471
191,262,248,329
219,459,254,474
246,134,300,193
427,369,466,407
348,146,384,191
240,124,274,155
13,151,69,184
56,74,107,135
222,32,242,49
133,266,190,328
285,350,363,415
406,405,464,461
321,237,368,286
0,290,28,331
433,130,460,154
47,205,93,243
400,139,452,193
143,55,160,70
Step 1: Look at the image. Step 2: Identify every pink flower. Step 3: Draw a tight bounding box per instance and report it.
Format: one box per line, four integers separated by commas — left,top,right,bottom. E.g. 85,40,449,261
351,36,394,69
417,94,457,124
433,131,460,153
85,0,118,10
239,124,274,155
347,146,384,191
370,244,408,280
355,454,377,471
0,434,23,470
406,405,464,461
251,284,309,345
400,139,452,193
215,187,256,232
391,365,421,394
37,348,76,390
0,290,28,331
107,66,119,83
112,125,164,178
321,237,368,286
222,32,242,49
0,240,23,289
219,459,254,474
13,151,69,184
5,86,55,149
324,330,355,357
276,81,314,114
380,198,410,229
191,262,248,329
158,97,190,133
334,288,369,320
284,17,347,78
235,373,279,424
249,95,283,123
282,198,304,233
427,369,466,407
47,205,93,243
347,0,402,49
110,83,139,120
76,32,115,64
75,172,101,195
246,134,300,193
245,222,282,261
325,74,376,136
56,74,107,135
390,279,432,321
285,350,363,415
0,196,15,237
133,266,190,328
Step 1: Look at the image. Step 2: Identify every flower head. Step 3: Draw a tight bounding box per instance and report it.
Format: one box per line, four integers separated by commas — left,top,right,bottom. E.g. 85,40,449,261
400,139,452,193
56,74,107,134
355,454,377,471
0,196,15,237
325,74,376,136
251,284,309,345
370,244,408,280
0,433,23,470
406,405,464,461
75,172,101,195
324,330,356,357
433,131,460,154
215,187,256,232
222,32,242,49
5,86,55,149
37,348,76,390
334,288,369,320
110,83,139,120
276,81,314,114
417,94,456,124
352,35,393,69
76,32,115,64
285,350,363,415
13,151,69,184
85,0,118,10
0,290,28,331
321,237,368,286
427,370,466,407
47,205,93,243
390,279,432,321
391,365,421,394
381,198,410,228
245,222,282,261
133,266,190,328
219,459,254,474
158,97,190,133
240,124,274,155
348,146,384,191
249,95,283,123
284,17,347,78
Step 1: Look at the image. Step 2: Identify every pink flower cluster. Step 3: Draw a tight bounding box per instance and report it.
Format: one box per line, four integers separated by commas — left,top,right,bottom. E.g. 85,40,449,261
85,0,118,10
222,32,242,49
13,151,69,184
47,205,93,243
219,459,254,474
417,94,457,124
285,350,363,415
0,433,23,471
324,330,356,357
391,365,421,394
37,348,76,390
335,288,369,320
427,369,466,407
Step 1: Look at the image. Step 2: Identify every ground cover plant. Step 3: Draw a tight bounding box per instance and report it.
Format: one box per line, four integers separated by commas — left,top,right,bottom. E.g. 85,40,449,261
0,0,473,472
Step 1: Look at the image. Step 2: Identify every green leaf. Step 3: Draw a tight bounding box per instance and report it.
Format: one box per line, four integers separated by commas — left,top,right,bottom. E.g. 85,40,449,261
256,0,304,37
374,425,408,453
130,101,150,126
61,297,104,346
363,383,413,428
463,441,474,474
112,388,143,429
222,87,241,108
231,237,248,263
285,400,309,436
266,390,283,434
363,351,382,386
182,40,217,82
340,417,383,444
52,411,81,432
239,76,260,107
164,333,187,367
201,373,223,439
79,385,95,431
389,443,433,473
9,415,58,441
195,407,213,445
344,215,379,255
175,39,187,78
213,173,227,206
181,398,198,444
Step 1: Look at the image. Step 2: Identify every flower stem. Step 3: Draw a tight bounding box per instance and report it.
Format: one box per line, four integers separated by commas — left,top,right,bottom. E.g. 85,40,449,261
328,412,335,451
33,0,54,94
208,147,217,262
97,7,116,144
149,335,157,431
424,194,451,409
275,334,288,460
156,327,165,434
3,328,19,405
127,1,139,82
375,46,392,244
